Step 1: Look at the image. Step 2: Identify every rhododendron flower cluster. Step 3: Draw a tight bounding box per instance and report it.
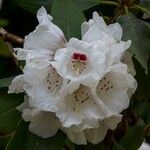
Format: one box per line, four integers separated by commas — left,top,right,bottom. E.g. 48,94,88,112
8,7,137,145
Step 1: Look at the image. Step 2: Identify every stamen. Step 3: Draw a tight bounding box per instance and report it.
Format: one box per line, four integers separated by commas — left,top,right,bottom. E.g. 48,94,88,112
71,52,87,75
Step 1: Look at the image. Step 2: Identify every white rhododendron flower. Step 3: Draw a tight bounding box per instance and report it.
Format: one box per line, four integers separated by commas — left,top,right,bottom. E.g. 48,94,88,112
8,6,137,145
55,84,109,128
52,38,106,90
14,6,66,61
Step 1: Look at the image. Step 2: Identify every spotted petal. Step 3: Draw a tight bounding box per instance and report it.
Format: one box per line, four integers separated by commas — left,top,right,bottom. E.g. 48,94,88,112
56,85,108,128
96,63,137,114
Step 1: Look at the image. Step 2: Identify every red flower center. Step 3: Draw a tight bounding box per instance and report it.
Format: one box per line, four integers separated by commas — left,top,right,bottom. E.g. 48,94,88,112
72,52,87,61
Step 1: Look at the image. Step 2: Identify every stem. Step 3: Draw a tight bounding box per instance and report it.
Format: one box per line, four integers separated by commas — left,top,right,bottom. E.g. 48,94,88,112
0,28,24,44
124,5,129,15
100,1,120,7
131,4,150,14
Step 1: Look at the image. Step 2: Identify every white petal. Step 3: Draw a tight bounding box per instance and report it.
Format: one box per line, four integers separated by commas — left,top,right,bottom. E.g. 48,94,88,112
24,7,66,51
107,23,122,41
92,12,107,31
16,95,29,112
52,38,105,89
22,109,60,138
56,85,107,128
104,114,122,130
25,50,51,68
139,141,150,150
121,51,136,76
37,6,52,24
81,19,94,37
96,64,136,114
82,12,115,43
79,118,99,129
62,127,87,145
106,40,131,67
14,48,29,60
8,75,24,94
84,122,108,144
24,84,58,112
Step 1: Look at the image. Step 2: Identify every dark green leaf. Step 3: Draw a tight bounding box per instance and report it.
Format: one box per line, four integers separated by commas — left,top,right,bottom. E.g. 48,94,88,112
113,138,126,150
134,58,150,100
0,134,11,150
140,0,150,10
75,0,100,10
0,77,14,88
134,101,150,124
113,125,144,150
5,120,28,150
13,0,100,13
118,15,150,73
6,119,66,150
25,131,66,150
0,88,23,133
51,0,85,40
13,0,53,13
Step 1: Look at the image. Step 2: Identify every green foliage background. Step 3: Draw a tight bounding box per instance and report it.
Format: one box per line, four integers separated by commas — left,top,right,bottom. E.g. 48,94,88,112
0,0,150,149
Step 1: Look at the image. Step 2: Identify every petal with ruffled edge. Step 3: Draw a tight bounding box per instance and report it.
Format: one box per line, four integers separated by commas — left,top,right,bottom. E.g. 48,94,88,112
121,51,136,76
82,12,115,44
22,108,60,138
107,23,122,41
105,40,131,68
8,75,24,94
17,95,29,112
24,7,66,51
22,54,66,112
84,121,108,144
104,114,122,130
96,63,137,114
81,19,94,37
14,48,54,61
62,126,87,145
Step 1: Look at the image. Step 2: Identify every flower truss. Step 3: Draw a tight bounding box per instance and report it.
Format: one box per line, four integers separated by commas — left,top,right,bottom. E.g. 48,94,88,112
8,7,137,145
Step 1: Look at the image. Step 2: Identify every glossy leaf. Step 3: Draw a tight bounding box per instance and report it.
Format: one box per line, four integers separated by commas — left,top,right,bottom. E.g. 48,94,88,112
0,77,14,88
134,59,150,101
6,120,66,150
118,15,150,73
13,0,53,13
51,0,85,40
13,0,100,13
0,88,23,133
113,125,144,150
140,0,150,10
